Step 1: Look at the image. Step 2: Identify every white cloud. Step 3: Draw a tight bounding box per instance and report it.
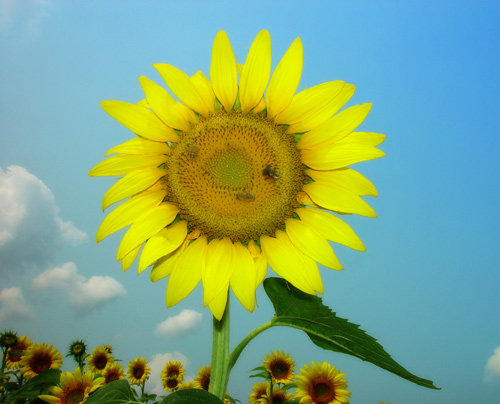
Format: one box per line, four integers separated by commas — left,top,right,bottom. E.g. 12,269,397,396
155,310,203,337
0,166,87,275
0,0,52,36
32,262,126,314
148,352,191,396
0,287,34,323
485,346,500,382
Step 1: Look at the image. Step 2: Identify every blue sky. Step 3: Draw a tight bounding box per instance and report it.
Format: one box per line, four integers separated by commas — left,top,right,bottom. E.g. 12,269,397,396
1,1,499,403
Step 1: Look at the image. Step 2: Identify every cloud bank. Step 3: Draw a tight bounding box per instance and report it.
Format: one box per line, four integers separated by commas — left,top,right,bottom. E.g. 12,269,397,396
485,346,500,382
0,287,34,323
32,262,126,313
155,310,203,337
0,166,87,275
0,0,51,36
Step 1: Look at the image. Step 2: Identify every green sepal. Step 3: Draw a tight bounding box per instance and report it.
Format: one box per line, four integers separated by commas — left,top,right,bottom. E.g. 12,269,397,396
157,388,223,404
263,277,439,390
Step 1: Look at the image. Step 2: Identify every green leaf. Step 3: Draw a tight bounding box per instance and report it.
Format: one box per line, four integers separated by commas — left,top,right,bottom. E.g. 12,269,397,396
263,277,439,390
158,389,224,404
5,369,61,402
84,379,139,404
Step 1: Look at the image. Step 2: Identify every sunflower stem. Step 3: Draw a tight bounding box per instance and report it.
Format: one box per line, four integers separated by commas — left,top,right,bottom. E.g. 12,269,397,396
209,297,230,401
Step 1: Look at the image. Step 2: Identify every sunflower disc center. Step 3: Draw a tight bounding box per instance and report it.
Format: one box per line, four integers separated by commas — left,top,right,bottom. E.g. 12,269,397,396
165,111,305,242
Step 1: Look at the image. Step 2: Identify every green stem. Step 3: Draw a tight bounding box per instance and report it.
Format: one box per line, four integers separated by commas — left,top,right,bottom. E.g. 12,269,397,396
208,297,230,401
228,320,274,373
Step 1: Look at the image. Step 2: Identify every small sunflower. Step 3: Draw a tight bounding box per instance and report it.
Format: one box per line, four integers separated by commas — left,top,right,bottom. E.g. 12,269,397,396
90,30,384,320
248,381,268,404
161,360,185,391
261,383,294,404
86,346,114,375
177,381,196,390
0,330,18,349
39,367,104,404
262,350,295,385
127,357,150,385
193,365,211,391
20,342,63,380
295,362,351,404
103,363,125,384
5,335,32,369
67,340,87,362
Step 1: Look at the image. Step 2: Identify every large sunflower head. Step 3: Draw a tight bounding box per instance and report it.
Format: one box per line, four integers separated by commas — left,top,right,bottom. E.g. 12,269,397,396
161,360,185,391
86,346,114,375
20,342,63,380
5,335,32,370
90,30,385,320
127,356,150,385
39,367,104,404
193,365,211,391
295,362,351,404
262,350,295,385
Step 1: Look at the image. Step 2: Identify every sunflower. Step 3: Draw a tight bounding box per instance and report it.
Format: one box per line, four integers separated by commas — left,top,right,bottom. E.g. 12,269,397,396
67,340,87,363
0,330,18,349
90,30,384,320
103,363,125,384
248,381,268,404
86,346,114,375
127,357,150,385
262,350,295,385
193,365,211,391
5,335,32,369
295,362,351,404
161,360,185,391
177,381,196,390
39,367,104,404
260,383,294,404
20,342,63,380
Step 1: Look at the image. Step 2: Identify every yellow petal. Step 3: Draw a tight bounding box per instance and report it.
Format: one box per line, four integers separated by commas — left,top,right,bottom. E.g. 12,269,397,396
336,131,386,147
239,30,271,114
97,189,166,242
210,30,238,112
138,221,188,273
150,239,189,282
102,168,165,211
89,154,167,177
154,63,211,117
296,207,365,251
303,182,376,217
274,81,345,125
208,287,229,321
139,76,195,132
266,37,303,118
306,168,378,196
116,203,179,260
248,239,267,287
260,230,323,295
166,235,207,307
105,138,170,157
121,245,141,271
301,143,385,170
230,242,256,312
285,218,342,270
297,103,373,149
190,71,215,115
100,100,177,142
203,238,234,306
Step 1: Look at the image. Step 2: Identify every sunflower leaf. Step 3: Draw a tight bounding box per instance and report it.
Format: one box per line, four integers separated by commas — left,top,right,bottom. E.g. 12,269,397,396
263,277,439,390
4,369,61,402
84,379,139,404
158,389,224,404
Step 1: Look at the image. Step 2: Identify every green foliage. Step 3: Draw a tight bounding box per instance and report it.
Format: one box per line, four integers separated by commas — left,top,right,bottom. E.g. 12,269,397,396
85,379,138,404
3,369,61,403
158,389,223,404
263,277,439,390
